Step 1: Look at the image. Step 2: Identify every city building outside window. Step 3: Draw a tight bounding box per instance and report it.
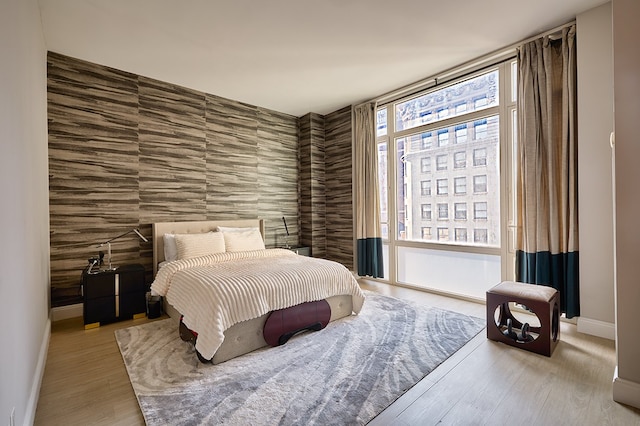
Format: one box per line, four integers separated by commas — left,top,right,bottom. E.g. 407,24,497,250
454,177,467,195
455,202,467,220
421,203,432,220
474,202,488,220
437,178,448,195
437,203,449,219
455,228,468,242
474,175,488,193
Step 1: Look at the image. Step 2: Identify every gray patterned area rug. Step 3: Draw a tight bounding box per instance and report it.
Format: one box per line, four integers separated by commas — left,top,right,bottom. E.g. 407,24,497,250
115,291,484,425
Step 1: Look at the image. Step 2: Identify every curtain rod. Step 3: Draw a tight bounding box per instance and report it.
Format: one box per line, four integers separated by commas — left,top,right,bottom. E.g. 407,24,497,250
360,19,576,108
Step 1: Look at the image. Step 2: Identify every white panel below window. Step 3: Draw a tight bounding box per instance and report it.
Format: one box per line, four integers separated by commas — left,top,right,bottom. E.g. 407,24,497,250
397,246,500,299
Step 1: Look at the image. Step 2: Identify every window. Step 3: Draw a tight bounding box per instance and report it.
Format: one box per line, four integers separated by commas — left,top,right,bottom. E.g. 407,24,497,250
474,96,488,108
454,177,467,195
377,108,387,137
436,155,448,171
474,228,488,243
455,125,467,144
437,179,448,195
421,133,432,150
473,175,487,193
473,148,487,166
455,228,468,242
474,202,488,220
421,157,431,173
421,204,432,220
376,59,513,300
420,180,431,196
437,227,450,241
394,70,499,132
422,227,432,240
474,119,488,140
437,130,449,147
377,142,388,239
454,151,466,169
437,107,449,119
437,203,449,219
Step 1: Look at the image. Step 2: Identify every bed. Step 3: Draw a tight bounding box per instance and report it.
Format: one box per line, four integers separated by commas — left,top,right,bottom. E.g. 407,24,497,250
150,219,365,364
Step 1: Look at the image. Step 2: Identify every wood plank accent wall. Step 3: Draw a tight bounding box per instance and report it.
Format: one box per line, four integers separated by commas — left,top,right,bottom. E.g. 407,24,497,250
298,113,327,258
297,107,354,269
325,106,354,270
47,52,299,307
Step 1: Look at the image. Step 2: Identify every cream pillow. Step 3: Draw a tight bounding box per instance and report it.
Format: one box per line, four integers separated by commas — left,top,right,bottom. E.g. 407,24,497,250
223,228,265,252
163,233,178,262
174,232,226,260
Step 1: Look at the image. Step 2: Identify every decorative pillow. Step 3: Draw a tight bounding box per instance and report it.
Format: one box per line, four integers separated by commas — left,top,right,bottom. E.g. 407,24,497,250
223,228,266,252
174,232,226,260
163,233,178,262
216,226,260,233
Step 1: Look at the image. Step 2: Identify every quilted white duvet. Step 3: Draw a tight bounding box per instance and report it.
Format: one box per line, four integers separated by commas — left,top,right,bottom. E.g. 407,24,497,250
150,249,365,360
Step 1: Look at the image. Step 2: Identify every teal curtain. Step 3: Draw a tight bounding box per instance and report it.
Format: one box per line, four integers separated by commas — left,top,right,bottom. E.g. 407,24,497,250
515,26,579,318
354,102,384,278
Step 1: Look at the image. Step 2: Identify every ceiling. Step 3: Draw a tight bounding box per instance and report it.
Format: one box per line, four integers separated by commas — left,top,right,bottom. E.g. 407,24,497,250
37,0,607,117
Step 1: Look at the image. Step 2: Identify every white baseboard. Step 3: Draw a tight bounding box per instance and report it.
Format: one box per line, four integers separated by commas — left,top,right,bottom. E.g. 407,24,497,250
613,367,640,409
51,303,82,322
577,316,615,340
24,318,51,426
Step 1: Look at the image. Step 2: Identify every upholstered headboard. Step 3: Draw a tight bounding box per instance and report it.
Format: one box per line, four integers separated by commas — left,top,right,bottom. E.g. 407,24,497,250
152,219,265,276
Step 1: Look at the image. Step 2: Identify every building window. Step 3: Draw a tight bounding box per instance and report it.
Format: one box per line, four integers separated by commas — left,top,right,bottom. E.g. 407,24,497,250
437,227,450,241
394,71,499,133
455,203,467,220
474,96,488,108
422,227,432,240
437,130,449,147
384,66,504,249
455,125,467,144
473,175,488,193
474,119,488,140
474,202,488,220
420,180,431,196
421,204,432,220
437,203,449,219
455,228,467,242
454,177,467,195
421,133,432,150
473,148,487,166
474,228,488,243
437,179,448,195
454,151,466,169
421,157,431,173
436,154,448,171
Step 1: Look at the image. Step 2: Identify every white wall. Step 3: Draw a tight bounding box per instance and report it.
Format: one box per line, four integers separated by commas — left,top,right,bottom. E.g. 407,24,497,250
576,3,616,339
0,0,51,424
612,0,640,410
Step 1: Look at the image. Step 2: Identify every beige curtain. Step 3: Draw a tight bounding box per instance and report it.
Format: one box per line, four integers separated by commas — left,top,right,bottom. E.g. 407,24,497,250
516,25,579,318
353,102,383,277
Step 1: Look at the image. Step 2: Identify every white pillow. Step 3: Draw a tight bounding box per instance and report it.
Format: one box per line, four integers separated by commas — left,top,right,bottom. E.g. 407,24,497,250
163,233,178,262
174,232,226,260
217,226,260,233
223,228,266,252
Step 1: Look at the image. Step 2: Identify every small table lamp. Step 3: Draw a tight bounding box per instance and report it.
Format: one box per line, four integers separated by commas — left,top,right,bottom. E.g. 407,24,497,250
97,228,148,271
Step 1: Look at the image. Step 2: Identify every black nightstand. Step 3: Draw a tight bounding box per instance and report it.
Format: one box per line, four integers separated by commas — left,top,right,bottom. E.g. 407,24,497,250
288,246,311,256
82,264,147,329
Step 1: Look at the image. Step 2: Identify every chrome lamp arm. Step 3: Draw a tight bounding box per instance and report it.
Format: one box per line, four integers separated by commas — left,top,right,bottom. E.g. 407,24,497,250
96,228,148,271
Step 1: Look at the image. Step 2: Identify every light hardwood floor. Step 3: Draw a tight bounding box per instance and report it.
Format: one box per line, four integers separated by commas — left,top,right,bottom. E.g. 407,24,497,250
35,282,640,425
